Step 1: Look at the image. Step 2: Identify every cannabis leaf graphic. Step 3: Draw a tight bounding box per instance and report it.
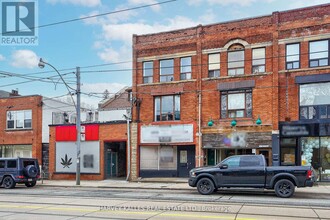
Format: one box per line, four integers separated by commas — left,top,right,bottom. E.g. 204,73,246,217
61,154,72,168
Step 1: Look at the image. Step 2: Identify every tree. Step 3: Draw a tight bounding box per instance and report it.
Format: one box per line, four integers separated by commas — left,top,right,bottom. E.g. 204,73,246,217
103,89,110,100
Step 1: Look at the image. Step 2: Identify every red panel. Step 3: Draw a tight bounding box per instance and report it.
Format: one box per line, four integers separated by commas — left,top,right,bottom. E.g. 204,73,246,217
85,124,99,141
56,126,77,141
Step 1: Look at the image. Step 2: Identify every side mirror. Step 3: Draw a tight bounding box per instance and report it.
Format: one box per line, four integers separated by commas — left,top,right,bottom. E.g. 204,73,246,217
220,164,228,169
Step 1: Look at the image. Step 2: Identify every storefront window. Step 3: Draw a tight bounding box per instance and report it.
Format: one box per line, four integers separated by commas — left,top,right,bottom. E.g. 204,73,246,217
140,146,177,170
320,137,330,181
301,137,320,168
280,138,297,166
0,145,32,158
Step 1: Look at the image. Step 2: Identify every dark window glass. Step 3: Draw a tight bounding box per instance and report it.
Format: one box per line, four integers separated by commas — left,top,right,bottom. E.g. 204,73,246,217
7,160,17,168
239,156,261,167
0,161,5,169
222,156,240,168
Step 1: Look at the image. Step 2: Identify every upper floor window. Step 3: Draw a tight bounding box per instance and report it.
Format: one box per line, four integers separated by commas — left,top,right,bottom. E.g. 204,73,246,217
299,82,330,120
286,43,300,70
7,110,32,129
143,61,153,84
160,59,174,82
309,40,329,67
221,90,252,118
154,95,180,121
228,44,244,76
252,48,265,73
180,57,192,80
208,53,220,78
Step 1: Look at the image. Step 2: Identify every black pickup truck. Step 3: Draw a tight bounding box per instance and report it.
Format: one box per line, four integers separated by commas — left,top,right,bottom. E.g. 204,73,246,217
188,155,315,198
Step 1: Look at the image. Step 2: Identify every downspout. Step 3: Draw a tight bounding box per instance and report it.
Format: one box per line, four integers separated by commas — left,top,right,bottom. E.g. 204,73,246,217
126,115,130,181
198,92,202,167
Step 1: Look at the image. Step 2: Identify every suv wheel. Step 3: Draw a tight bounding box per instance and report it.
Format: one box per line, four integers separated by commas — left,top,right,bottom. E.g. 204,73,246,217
25,181,37,188
3,176,16,189
274,179,295,198
25,165,38,178
197,178,215,195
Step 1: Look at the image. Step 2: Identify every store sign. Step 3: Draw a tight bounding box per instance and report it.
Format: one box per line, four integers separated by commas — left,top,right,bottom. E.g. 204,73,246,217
55,141,100,173
141,124,193,144
280,124,315,137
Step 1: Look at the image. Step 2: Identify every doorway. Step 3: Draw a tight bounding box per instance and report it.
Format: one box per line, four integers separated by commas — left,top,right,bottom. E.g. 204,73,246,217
177,146,195,177
105,142,126,179
256,148,272,166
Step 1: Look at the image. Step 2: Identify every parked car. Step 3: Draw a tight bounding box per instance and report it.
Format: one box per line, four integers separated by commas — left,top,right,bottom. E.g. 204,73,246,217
188,155,315,198
0,158,40,189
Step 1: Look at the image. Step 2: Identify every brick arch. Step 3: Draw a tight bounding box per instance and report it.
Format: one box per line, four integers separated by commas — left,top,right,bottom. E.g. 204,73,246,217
224,39,249,50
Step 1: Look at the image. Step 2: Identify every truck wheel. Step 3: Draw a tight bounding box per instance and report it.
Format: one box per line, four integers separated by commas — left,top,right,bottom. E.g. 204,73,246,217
197,178,215,195
25,165,38,178
3,176,16,189
274,179,295,198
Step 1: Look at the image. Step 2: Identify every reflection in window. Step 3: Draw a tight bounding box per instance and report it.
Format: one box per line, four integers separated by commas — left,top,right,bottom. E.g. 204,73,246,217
221,90,252,118
6,110,32,129
208,53,220,78
160,59,174,82
309,40,329,67
143,61,153,84
252,48,265,73
154,95,180,121
286,43,300,69
228,50,244,76
140,146,177,170
180,57,191,80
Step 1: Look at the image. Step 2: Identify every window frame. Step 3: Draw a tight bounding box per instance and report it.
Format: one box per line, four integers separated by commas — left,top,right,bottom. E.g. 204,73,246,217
6,110,32,130
309,39,329,68
220,89,252,119
143,61,153,84
252,47,266,74
227,49,245,76
154,95,180,122
180,56,192,80
159,59,174,82
208,53,220,78
286,43,300,70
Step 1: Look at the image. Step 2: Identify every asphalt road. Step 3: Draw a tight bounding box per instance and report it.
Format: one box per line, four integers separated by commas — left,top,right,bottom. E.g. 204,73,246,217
0,185,329,219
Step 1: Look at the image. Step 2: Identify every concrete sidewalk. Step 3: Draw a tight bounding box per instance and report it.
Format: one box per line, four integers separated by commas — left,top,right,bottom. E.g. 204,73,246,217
37,178,330,194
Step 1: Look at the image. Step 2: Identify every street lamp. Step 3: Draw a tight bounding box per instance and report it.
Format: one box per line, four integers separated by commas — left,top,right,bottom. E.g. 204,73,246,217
38,58,81,186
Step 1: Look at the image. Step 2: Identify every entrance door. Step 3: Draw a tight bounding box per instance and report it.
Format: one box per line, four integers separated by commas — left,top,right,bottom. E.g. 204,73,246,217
106,151,117,178
257,149,272,166
177,146,195,177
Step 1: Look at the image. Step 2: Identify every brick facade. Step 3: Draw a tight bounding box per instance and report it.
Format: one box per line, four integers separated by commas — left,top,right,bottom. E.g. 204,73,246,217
0,95,43,163
132,4,330,178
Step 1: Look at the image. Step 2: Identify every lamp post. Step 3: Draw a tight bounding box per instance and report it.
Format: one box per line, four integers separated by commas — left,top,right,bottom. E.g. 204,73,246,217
38,58,81,185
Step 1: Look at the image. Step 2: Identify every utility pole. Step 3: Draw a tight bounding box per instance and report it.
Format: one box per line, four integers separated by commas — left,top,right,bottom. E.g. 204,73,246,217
76,67,81,185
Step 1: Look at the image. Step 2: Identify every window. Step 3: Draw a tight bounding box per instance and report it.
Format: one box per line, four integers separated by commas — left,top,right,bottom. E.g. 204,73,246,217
252,48,265,73
7,160,17,168
180,57,191,80
239,156,262,167
228,50,244,75
208,53,220,77
143,61,153,83
221,90,252,118
154,95,180,121
222,156,240,168
286,43,300,69
160,59,174,82
309,40,329,67
299,82,330,120
140,146,177,170
6,110,32,129
0,161,5,169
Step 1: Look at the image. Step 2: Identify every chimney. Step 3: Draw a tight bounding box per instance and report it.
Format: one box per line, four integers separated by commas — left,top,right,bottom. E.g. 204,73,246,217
10,89,19,96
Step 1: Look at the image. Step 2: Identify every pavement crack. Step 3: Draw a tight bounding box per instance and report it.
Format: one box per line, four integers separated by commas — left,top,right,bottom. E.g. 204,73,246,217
234,203,244,220
310,205,321,220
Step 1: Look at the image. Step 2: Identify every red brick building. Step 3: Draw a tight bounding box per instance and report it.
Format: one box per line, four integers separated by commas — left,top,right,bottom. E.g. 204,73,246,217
131,4,330,180
0,95,43,163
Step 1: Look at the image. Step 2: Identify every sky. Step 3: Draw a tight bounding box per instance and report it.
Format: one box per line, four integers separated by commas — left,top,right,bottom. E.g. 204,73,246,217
0,0,329,109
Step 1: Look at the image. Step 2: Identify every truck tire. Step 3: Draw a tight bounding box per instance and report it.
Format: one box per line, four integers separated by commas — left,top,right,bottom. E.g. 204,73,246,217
25,165,38,178
3,176,16,189
197,178,215,195
274,179,295,198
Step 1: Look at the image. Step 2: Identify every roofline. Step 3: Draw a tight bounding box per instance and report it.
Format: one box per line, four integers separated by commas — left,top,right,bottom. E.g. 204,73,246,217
0,94,42,100
134,3,330,38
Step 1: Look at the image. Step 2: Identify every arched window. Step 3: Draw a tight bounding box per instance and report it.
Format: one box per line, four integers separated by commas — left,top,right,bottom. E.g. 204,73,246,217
228,43,245,76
